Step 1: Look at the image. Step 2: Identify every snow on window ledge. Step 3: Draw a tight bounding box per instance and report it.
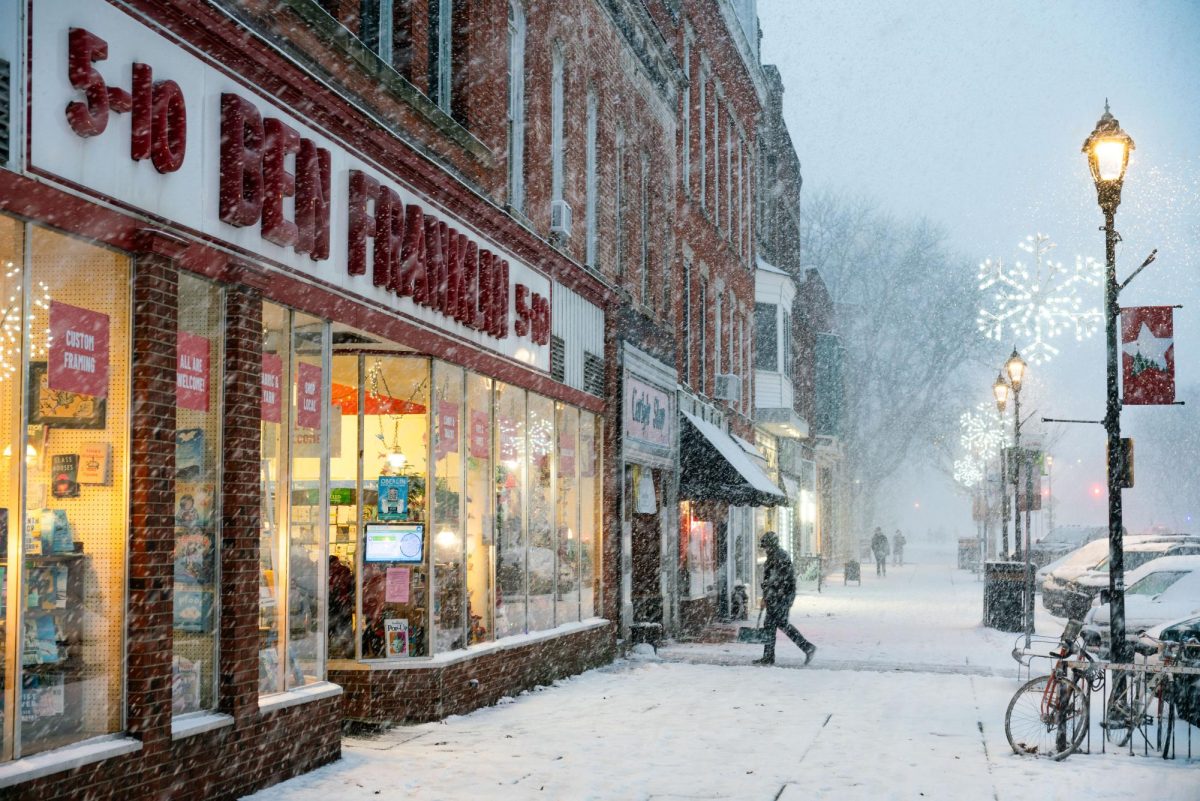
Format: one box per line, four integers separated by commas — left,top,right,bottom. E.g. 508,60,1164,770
171,712,234,741
0,735,142,789
258,680,344,716
329,618,612,671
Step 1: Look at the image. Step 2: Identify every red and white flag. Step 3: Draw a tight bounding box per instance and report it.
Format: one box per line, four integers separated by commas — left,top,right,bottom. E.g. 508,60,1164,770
1121,306,1175,405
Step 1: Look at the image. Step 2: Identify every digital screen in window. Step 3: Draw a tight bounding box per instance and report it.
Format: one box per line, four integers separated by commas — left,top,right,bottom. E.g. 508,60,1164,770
364,523,425,563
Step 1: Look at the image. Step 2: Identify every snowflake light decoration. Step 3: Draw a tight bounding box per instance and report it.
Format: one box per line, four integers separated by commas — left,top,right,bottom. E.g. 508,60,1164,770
976,233,1102,365
953,403,1008,488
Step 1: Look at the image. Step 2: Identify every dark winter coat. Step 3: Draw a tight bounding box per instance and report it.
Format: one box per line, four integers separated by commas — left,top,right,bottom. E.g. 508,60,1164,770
871,532,889,557
761,545,796,610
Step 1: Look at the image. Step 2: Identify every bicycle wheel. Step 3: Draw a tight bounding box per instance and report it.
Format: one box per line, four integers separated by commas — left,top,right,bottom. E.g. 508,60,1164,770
1103,672,1143,748
1005,674,1090,760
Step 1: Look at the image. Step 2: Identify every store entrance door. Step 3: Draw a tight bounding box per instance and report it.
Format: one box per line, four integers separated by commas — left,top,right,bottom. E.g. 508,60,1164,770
630,467,662,625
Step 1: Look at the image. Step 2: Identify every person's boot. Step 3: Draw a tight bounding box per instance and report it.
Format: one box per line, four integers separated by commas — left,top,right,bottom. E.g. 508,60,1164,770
752,656,775,665
803,644,817,665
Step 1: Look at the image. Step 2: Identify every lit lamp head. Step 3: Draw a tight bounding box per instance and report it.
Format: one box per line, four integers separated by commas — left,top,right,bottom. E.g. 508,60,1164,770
1082,102,1134,214
1005,349,1027,392
993,372,1010,414
384,448,407,472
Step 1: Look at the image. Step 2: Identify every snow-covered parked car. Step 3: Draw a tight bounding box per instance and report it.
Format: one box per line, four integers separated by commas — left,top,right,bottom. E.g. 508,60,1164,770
1067,539,1200,605
1029,525,1106,568
1040,538,1114,614
1082,555,1200,657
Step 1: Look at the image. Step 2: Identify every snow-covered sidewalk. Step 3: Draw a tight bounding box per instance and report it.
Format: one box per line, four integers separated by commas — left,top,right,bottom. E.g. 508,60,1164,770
245,543,1198,800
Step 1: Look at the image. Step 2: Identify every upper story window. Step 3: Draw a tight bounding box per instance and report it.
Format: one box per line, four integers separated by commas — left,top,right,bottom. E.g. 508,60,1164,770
429,0,453,111
360,0,396,65
683,261,693,384
639,153,650,305
755,302,778,371
615,128,625,277
782,311,793,378
507,0,527,214
585,90,598,268
698,71,707,208
550,47,565,203
682,36,692,196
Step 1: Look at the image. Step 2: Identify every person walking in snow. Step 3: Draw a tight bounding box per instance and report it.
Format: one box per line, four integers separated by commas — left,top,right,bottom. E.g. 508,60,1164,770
892,529,906,567
871,527,890,576
753,531,816,666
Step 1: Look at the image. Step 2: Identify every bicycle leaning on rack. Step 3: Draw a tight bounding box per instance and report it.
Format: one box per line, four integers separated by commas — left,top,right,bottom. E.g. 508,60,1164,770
1004,592,1104,760
1102,635,1198,758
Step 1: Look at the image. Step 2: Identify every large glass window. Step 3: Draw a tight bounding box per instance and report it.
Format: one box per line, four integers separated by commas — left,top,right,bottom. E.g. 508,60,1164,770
259,303,330,693
432,363,466,652
494,382,525,637
579,412,601,618
360,356,428,660
327,353,360,660
464,373,494,644
554,403,580,625
507,0,527,213
526,393,554,631
173,274,223,716
0,220,130,759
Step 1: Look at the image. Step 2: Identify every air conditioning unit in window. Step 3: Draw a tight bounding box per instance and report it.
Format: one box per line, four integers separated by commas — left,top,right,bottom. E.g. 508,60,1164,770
714,373,741,403
550,198,573,239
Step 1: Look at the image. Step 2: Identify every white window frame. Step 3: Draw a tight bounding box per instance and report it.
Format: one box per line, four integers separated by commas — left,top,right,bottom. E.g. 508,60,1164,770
615,128,625,276
699,69,707,208
640,153,650,305
431,0,453,111
682,36,691,196
507,1,527,214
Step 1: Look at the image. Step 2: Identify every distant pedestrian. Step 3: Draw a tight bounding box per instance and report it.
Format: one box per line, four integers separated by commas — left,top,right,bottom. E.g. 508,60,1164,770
871,527,889,576
753,531,816,666
892,530,906,566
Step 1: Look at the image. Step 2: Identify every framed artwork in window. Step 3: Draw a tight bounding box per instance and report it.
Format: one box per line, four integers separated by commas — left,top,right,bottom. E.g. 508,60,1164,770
27,362,107,429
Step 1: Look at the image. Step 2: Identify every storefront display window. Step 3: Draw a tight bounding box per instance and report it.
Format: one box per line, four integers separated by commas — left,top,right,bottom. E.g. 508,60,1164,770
526,393,555,631
0,219,130,759
360,356,428,659
579,412,601,618
259,303,330,694
464,373,494,644
327,354,360,660
431,363,466,652
680,501,715,600
494,382,526,637
554,403,580,625
173,273,223,716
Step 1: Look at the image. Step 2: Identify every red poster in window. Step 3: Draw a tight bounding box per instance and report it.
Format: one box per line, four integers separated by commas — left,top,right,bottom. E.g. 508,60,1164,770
176,332,210,411
1121,306,1175,405
579,434,595,478
261,353,283,423
435,401,459,459
48,301,110,398
559,430,576,476
469,409,490,459
296,362,322,430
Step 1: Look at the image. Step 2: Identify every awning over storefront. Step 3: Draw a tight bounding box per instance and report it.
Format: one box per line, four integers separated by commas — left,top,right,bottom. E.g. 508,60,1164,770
679,411,788,507
781,475,801,502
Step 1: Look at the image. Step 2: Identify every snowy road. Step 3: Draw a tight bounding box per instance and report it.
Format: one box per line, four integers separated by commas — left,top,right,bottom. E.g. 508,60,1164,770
245,542,1198,800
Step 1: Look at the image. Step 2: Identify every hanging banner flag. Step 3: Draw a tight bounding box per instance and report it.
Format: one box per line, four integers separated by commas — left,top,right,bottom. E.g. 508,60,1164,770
435,401,460,459
49,301,110,397
295,362,322,429
176,332,211,411
468,409,490,459
1121,306,1175,405
261,353,283,422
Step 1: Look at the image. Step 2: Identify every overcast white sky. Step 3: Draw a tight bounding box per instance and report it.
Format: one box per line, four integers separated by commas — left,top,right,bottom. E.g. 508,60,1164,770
759,0,1200,537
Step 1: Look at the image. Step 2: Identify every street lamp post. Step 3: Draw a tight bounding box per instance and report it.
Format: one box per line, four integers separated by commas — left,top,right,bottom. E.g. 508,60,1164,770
993,373,1011,556
993,351,1034,641
1083,103,1134,666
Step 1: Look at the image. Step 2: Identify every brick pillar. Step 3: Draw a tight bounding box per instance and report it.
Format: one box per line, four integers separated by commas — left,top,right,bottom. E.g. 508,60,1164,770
221,285,262,720
126,252,179,758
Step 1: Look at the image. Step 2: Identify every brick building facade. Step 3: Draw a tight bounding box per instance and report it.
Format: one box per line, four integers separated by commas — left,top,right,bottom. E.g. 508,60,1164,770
0,0,808,797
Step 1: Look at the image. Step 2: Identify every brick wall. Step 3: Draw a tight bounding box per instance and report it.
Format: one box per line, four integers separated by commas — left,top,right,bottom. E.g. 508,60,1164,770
332,623,615,724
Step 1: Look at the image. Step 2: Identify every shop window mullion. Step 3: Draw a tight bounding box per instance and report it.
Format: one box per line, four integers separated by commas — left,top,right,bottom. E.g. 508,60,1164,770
355,354,364,663
274,310,294,695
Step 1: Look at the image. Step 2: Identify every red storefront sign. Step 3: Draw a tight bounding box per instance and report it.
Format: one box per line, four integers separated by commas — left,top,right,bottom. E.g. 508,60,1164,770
469,410,490,459
176,331,210,411
49,301,110,397
435,400,459,459
296,361,322,429
261,353,282,423
1121,306,1175,405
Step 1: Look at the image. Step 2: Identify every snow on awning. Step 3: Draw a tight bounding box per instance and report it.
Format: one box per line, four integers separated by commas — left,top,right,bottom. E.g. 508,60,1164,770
679,410,788,507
